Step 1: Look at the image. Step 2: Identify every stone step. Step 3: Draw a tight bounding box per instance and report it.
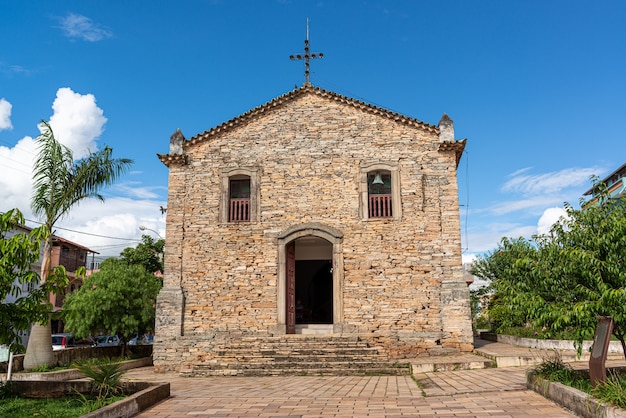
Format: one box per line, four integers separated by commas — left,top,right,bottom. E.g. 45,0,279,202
194,360,407,370
214,347,381,356
411,354,495,373
186,362,412,377
202,354,387,364
231,340,373,349
238,336,363,344
186,335,397,377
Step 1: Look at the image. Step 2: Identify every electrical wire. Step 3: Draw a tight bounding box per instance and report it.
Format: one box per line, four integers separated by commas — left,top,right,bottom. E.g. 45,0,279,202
23,216,143,243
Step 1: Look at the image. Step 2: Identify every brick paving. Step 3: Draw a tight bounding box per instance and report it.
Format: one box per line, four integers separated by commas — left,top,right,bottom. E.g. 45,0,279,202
121,337,619,417
125,361,576,417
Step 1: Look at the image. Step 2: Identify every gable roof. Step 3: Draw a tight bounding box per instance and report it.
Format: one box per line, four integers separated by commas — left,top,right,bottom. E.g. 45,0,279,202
583,162,626,196
158,84,442,166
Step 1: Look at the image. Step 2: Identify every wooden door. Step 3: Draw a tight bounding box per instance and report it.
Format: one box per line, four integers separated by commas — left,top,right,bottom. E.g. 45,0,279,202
286,241,296,334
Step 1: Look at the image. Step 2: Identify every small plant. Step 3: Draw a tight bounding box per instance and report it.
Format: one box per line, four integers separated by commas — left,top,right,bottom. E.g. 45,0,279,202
0,381,17,399
590,372,626,409
73,359,126,400
27,364,69,373
531,351,580,386
29,364,51,373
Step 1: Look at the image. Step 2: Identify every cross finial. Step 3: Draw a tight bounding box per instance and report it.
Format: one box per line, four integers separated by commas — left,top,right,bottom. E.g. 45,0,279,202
290,18,323,85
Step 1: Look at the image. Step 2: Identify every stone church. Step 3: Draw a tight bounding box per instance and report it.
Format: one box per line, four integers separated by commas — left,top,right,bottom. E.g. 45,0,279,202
153,83,473,375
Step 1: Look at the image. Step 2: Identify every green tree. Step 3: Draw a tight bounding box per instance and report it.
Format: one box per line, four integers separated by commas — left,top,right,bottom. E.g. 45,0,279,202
24,120,132,369
471,237,539,331
473,180,626,358
119,234,164,274
62,259,162,356
0,209,69,353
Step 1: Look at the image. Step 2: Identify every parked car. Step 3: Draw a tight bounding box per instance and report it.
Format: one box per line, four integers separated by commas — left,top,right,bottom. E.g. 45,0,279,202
51,333,95,350
94,335,121,347
128,333,154,346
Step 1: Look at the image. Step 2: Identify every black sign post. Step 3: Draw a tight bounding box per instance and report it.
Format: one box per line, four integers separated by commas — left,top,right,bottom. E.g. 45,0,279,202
589,316,614,387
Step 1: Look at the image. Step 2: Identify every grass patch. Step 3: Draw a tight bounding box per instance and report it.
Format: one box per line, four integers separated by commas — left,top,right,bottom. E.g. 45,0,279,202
0,393,126,418
27,364,71,373
530,353,626,409
0,358,130,417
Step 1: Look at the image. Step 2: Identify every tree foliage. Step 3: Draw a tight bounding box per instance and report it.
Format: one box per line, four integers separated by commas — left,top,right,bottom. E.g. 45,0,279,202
0,209,69,352
472,180,626,358
119,234,164,274
24,120,132,368
62,259,162,351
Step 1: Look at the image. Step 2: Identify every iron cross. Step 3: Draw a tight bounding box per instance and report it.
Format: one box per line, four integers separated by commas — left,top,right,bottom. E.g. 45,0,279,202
290,19,323,85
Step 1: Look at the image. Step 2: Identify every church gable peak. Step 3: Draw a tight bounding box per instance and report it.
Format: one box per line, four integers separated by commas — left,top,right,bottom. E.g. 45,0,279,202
183,85,438,149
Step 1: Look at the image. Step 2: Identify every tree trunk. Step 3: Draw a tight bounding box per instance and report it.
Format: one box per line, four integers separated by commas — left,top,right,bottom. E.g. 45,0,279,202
23,322,54,369
23,237,54,369
617,334,626,362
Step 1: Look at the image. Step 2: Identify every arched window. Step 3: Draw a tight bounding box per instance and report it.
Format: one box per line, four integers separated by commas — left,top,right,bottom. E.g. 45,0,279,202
359,162,401,220
367,170,392,218
229,175,251,222
220,167,259,223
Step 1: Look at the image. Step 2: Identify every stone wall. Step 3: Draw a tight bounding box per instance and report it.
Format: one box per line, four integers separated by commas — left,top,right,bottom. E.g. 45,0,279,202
154,89,472,371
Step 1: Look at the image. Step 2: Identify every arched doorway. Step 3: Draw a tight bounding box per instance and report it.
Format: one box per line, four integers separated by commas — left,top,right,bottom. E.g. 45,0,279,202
293,237,333,325
277,223,344,334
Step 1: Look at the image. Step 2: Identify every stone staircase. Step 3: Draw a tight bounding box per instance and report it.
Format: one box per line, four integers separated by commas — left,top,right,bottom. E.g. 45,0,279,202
182,335,412,377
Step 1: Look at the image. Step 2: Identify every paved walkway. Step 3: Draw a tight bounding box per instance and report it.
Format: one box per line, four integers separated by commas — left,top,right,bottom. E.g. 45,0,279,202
123,338,594,417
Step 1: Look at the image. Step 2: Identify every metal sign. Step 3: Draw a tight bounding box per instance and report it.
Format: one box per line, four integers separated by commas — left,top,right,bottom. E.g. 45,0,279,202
589,316,614,387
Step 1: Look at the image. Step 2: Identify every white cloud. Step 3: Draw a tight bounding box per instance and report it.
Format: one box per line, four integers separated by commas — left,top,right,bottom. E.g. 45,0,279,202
0,88,165,257
49,87,107,159
59,13,112,42
536,207,569,236
0,135,37,214
465,166,605,255
114,182,163,200
58,201,166,256
464,222,537,256
502,167,602,195
462,253,477,264
488,195,564,216
0,98,12,130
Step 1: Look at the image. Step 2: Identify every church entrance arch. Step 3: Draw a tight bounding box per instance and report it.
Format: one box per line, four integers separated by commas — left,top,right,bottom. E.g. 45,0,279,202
277,223,344,334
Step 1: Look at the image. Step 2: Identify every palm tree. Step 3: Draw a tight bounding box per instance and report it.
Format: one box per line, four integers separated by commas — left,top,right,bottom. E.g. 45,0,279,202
23,120,132,369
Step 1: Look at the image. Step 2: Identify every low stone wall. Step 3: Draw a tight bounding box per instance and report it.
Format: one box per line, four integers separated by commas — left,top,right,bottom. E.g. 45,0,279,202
527,371,626,418
481,332,624,354
10,357,153,381
0,345,152,373
82,382,170,418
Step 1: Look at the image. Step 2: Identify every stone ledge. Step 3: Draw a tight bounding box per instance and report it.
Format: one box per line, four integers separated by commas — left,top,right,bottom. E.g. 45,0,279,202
482,332,624,354
10,357,153,381
81,382,170,418
527,371,626,418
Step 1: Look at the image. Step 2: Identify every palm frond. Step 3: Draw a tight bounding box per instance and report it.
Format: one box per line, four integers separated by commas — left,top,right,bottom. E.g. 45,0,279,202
30,120,133,225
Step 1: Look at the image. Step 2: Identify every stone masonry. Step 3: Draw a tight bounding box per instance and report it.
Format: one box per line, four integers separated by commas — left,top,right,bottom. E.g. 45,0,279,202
153,84,472,373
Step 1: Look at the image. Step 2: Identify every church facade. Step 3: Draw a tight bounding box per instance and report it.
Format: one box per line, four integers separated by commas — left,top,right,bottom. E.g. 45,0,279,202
153,84,472,372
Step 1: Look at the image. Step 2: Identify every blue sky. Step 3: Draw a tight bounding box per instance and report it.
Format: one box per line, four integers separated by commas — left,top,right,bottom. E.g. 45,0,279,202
1,1,625,266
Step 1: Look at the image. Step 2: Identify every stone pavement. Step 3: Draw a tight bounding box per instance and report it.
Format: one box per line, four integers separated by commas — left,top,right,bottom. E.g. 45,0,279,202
123,338,590,417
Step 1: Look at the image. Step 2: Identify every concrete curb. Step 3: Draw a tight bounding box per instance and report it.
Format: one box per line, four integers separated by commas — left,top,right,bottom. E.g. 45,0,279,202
81,382,170,418
527,371,626,418
482,332,624,354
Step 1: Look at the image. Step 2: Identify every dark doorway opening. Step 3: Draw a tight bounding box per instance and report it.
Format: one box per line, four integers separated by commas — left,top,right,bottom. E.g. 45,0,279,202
295,260,333,324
